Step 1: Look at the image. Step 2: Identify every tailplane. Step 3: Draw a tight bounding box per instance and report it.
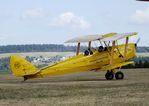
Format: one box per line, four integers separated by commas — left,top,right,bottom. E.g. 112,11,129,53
10,55,39,77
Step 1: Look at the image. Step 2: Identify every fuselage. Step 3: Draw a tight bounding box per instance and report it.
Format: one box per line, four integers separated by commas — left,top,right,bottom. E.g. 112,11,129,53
28,43,136,79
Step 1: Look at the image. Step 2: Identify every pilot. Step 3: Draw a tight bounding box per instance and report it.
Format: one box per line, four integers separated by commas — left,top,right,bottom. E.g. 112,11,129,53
84,48,93,56
98,46,104,52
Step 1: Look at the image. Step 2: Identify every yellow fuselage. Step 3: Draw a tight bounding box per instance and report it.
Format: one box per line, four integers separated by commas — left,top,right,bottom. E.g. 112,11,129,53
28,43,136,79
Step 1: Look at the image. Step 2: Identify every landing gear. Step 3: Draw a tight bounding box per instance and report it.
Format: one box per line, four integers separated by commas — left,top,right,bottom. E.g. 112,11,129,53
115,71,124,80
105,71,114,80
105,70,124,80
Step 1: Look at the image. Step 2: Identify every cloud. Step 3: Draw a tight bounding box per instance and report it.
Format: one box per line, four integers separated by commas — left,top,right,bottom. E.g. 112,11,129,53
131,7,149,24
22,8,44,19
49,12,90,30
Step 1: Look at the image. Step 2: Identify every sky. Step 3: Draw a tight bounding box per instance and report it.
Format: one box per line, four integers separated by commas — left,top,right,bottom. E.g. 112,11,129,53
0,0,148,46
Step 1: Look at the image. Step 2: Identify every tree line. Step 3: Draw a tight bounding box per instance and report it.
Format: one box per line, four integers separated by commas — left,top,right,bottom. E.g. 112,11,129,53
0,44,149,53
0,44,87,53
123,57,149,69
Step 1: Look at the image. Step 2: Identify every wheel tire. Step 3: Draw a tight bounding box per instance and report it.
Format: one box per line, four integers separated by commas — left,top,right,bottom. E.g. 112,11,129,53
115,71,124,80
105,72,114,80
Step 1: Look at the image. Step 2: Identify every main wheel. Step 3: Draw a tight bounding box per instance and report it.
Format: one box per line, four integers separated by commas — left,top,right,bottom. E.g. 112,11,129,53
105,72,114,80
115,71,124,80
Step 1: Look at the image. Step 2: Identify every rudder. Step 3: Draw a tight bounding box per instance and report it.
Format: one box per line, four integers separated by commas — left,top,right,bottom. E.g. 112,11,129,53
10,55,39,77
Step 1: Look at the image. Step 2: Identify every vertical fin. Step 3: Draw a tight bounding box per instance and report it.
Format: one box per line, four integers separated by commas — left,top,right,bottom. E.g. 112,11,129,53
10,55,39,77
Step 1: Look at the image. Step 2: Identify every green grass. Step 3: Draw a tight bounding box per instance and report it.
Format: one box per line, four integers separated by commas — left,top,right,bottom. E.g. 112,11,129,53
0,69,148,106
0,52,75,58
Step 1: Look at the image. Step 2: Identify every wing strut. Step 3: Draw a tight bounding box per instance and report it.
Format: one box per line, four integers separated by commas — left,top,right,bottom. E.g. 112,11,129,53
124,37,129,60
110,41,116,65
88,41,91,49
76,42,80,55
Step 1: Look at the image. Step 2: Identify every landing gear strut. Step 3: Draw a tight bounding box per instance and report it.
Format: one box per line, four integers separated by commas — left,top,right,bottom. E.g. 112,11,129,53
105,70,124,80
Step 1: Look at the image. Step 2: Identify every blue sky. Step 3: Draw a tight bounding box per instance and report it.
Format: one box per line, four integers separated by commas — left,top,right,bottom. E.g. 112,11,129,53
0,0,148,46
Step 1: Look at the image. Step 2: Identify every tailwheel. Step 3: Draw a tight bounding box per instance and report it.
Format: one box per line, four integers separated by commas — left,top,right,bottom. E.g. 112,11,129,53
115,71,124,80
105,71,114,80
22,76,28,82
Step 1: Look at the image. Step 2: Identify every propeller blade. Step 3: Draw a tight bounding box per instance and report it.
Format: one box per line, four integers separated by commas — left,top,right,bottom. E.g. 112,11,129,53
136,37,140,44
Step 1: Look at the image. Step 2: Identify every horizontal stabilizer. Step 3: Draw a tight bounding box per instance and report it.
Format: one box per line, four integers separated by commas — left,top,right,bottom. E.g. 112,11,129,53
96,61,134,72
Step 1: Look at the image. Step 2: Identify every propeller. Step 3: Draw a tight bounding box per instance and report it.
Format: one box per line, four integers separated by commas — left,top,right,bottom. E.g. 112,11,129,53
136,37,140,45
135,37,140,48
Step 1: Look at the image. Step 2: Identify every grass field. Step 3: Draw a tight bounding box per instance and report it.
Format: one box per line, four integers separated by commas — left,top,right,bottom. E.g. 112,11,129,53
0,52,75,58
0,69,149,106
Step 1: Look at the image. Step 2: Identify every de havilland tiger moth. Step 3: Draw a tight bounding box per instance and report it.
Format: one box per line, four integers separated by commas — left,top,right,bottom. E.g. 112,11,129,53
10,32,138,81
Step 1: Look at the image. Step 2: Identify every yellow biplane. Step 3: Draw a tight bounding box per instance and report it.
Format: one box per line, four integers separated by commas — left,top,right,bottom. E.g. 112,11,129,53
10,32,138,81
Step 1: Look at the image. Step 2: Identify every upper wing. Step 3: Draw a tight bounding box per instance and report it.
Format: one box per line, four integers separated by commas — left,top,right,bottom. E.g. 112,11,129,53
65,32,138,43
65,32,116,43
101,32,138,42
